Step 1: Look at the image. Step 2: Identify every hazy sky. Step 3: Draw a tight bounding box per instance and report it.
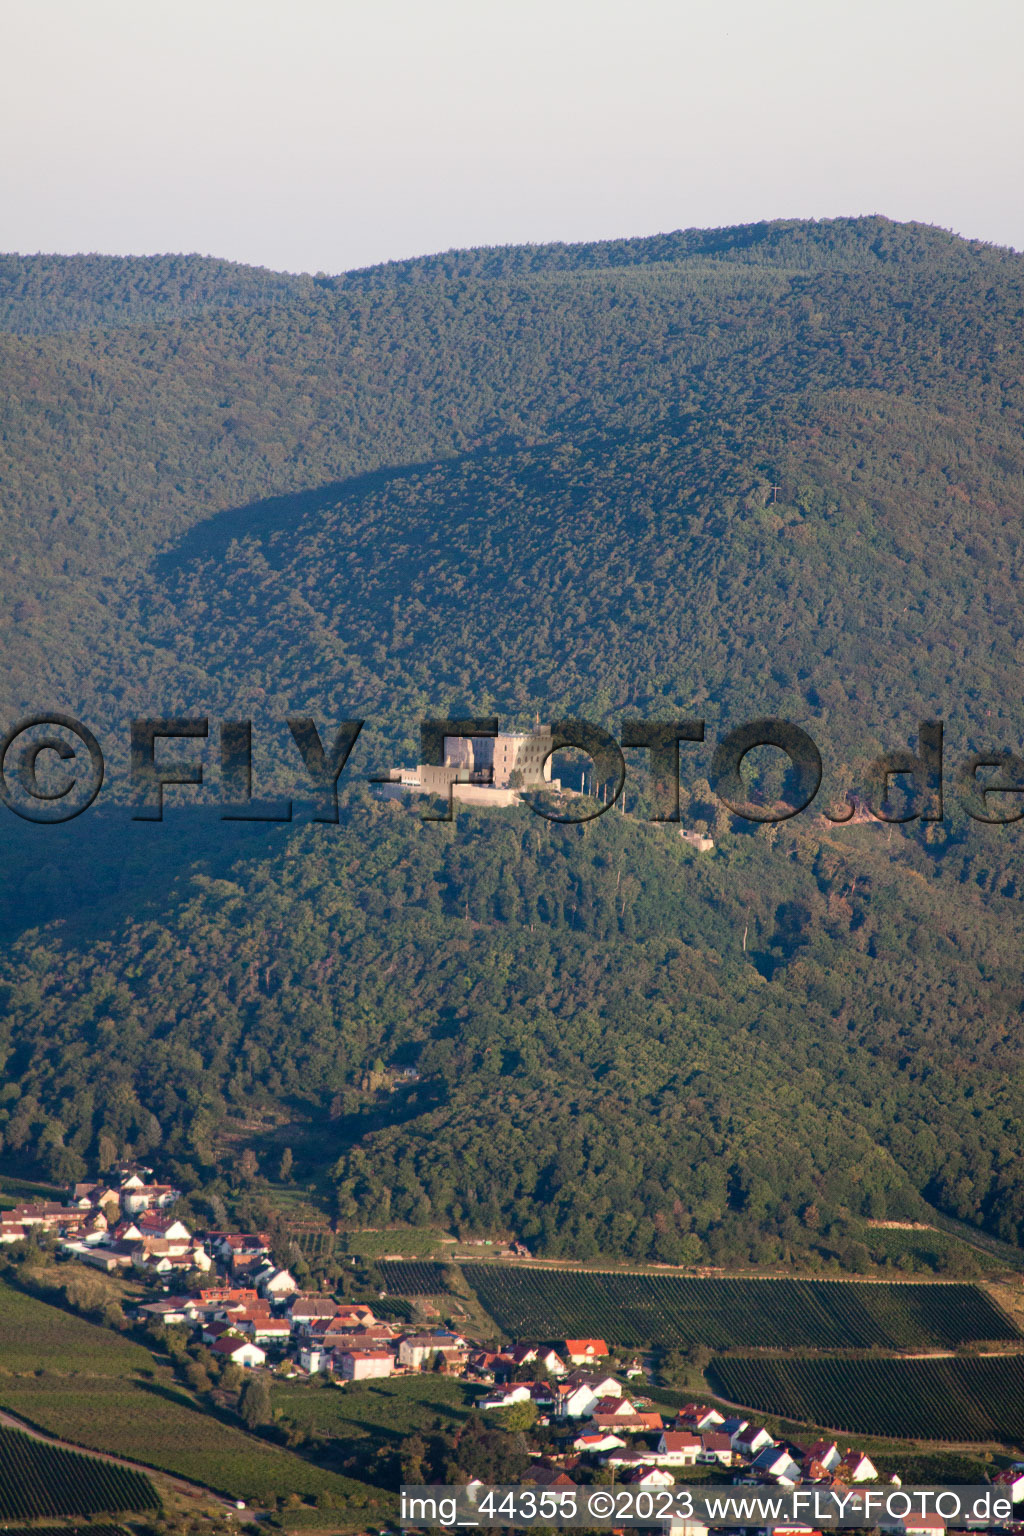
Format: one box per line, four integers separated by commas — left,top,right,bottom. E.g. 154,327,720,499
2,0,1021,273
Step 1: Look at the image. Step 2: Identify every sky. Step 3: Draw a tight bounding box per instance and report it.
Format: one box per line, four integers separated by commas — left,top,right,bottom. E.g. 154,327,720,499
2,0,1022,274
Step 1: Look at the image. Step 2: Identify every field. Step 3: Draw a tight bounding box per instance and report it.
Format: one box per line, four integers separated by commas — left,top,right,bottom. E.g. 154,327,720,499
858,1225,1006,1276
335,1228,454,1259
379,1261,450,1295
0,1277,385,1509
0,1425,158,1518
274,1373,478,1443
463,1267,1021,1349
711,1353,1024,1444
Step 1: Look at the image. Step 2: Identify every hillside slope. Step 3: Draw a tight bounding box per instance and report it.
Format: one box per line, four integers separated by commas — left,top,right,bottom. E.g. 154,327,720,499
1,219,1023,1265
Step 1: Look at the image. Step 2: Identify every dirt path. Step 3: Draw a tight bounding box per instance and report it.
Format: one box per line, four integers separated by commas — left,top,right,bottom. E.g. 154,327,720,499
0,1405,244,1513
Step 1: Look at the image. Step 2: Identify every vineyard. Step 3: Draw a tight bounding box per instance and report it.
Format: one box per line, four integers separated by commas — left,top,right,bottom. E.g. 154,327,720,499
463,1267,1021,1350
379,1261,450,1295
711,1353,1024,1444
0,1528,128,1536
0,1426,158,1518
294,1230,338,1264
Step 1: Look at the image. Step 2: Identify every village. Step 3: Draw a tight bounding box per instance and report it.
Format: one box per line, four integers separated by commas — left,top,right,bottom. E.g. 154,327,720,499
3,1161,1024,1528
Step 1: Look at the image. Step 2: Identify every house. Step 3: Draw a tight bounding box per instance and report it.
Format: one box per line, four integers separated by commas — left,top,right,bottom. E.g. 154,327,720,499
719,1415,751,1445
590,1394,637,1419
572,1431,626,1452
603,1448,660,1470
497,1343,566,1377
398,1331,467,1371
479,1383,535,1411
0,1220,28,1244
682,1405,727,1432
664,1520,709,1536
121,1183,180,1215
242,1318,292,1345
299,1346,330,1374
210,1337,266,1368
136,1299,191,1326
880,1517,945,1536
802,1440,842,1476
554,1371,622,1418
591,1412,662,1434
698,1431,734,1465
623,1466,675,1487
992,1470,1024,1503
59,1240,125,1271
289,1296,346,1325
71,1182,118,1209
734,1424,775,1458
561,1338,609,1364
749,1446,802,1486
837,1451,878,1484
255,1266,297,1299
202,1320,241,1345
8,1202,73,1230
522,1463,575,1489
655,1432,701,1467
336,1348,395,1381
137,1213,191,1243
80,1212,109,1243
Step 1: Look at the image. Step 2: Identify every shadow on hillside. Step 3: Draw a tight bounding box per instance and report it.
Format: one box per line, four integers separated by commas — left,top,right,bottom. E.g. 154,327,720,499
153,445,511,575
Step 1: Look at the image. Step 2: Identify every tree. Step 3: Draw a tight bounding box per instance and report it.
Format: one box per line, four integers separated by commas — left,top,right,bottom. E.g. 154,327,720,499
278,1146,293,1181
240,1374,272,1428
499,1400,538,1432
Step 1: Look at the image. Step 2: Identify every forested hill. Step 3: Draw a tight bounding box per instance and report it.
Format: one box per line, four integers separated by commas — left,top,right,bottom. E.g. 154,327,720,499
2,218,1024,1267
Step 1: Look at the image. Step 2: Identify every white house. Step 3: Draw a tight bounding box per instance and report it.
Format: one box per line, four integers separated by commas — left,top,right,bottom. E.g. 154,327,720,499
688,1406,725,1431
625,1467,675,1488
555,1372,622,1418
210,1337,266,1369
750,1446,802,1486
803,1440,843,1473
299,1346,329,1374
337,1349,394,1381
664,1521,709,1536
255,1266,297,1299
398,1331,468,1371
838,1451,879,1484
881,1517,945,1536
698,1432,734,1465
243,1318,292,1345
993,1470,1024,1503
604,1449,660,1470
561,1338,609,1364
656,1432,701,1467
734,1425,775,1458
479,1383,535,1411
573,1431,626,1453
137,1215,191,1244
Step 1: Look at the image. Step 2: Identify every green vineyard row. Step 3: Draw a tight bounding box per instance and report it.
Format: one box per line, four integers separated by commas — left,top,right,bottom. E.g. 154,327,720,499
463,1268,1020,1350
0,1426,159,1519
711,1353,1024,1444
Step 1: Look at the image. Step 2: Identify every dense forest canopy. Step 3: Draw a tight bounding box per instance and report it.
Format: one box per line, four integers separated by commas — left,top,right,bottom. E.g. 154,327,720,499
2,216,1024,1265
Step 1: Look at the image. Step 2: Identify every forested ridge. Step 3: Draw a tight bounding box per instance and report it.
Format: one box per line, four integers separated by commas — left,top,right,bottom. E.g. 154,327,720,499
2,217,1024,1266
